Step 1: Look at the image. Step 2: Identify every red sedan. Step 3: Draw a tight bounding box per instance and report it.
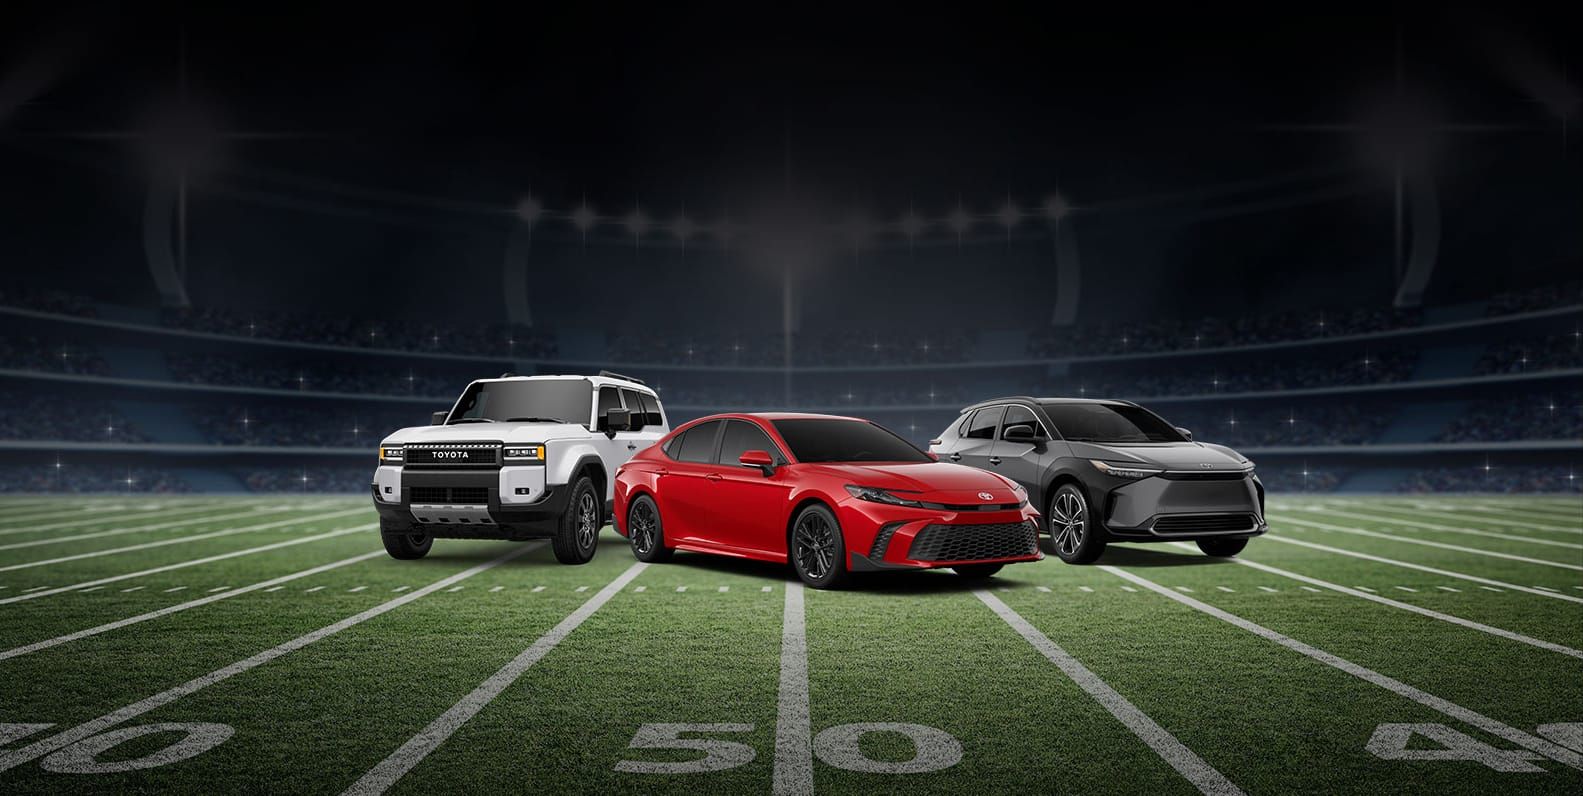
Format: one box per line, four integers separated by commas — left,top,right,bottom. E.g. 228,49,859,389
613,413,1043,588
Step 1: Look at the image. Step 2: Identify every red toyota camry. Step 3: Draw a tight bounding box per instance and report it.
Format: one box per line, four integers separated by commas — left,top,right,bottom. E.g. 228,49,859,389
613,412,1043,588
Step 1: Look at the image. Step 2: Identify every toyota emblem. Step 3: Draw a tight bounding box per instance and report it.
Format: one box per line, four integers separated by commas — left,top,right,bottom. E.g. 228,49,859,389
978,492,995,500
1200,463,1213,469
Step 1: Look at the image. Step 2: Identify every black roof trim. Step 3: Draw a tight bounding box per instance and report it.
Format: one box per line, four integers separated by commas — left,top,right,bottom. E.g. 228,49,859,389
597,369,647,386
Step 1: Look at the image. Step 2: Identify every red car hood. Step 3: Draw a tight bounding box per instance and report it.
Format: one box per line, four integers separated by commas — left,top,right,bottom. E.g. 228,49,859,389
800,461,1023,503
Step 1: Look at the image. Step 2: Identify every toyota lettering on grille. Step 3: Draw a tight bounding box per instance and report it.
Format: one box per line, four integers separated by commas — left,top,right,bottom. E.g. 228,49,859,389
434,451,470,460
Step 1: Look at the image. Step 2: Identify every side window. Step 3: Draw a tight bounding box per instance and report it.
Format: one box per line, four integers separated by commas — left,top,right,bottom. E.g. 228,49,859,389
963,406,1004,440
596,386,622,431
1001,405,1041,439
619,388,646,430
638,393,664,427
718,419,782,466
674,420,722,464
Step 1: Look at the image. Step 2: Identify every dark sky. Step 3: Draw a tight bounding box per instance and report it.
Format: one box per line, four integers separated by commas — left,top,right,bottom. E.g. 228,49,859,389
0,3,1577,325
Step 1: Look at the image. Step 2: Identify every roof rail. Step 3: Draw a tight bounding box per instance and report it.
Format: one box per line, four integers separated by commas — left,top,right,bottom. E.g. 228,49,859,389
959,395,1039,412
597,369,647,385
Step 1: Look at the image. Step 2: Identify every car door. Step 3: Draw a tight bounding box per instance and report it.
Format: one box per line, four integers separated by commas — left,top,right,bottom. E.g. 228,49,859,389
587,386,630,502
658,419,723,545
619,387,665,458
993,404,1054,507
947,406,1003,471
709,419,793,556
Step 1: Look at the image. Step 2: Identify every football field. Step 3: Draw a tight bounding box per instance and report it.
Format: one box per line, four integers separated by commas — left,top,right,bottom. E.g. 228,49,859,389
0,494,1579,794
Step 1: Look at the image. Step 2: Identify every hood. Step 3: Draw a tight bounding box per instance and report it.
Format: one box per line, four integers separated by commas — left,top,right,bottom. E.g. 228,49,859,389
382,421,590,446
1064,440,1250,470
802,461,1023,502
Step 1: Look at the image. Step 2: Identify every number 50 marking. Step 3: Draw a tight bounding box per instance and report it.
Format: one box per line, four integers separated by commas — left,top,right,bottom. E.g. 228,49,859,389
615,722,962,775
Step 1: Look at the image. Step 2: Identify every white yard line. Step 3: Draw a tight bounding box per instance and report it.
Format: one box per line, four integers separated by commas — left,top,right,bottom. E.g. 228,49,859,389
0,545,538,774
0,525,375,605
1278,516,1583,572
1177,544,1583,660
0,507,280,551
1310,507,1583,548
1373,505,1582,534
0,551,385,661
772,581,812,796
976,590,1244,795
0,507,368,573
340,559,643,796
1265,535,1583,604
0,503,231,536
1100,566,1583,771
0,504,127,528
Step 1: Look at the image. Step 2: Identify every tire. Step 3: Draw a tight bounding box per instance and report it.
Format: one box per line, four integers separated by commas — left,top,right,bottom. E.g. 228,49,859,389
551,476,601,565
1048,483,1106,564
627,494,674,563
953,563,1004,580
382,530,433,560
1197,537,1249,557
790,504,850,589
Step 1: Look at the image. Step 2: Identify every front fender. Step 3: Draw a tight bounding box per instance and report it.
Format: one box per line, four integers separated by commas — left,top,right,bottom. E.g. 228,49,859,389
548,442,608,497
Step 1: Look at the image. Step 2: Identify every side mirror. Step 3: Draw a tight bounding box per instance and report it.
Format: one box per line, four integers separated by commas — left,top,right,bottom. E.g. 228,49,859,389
431,411,449,425
1176,427,1193,441
739,449,775,476
605,408,632,434
926,451,940,462
1002,424,1038,444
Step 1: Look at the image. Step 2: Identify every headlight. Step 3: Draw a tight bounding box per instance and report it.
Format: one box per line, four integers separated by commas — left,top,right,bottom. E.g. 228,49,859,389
1089,460,1162,479
504,444,546,463
845,484,923,508
379,445,405,463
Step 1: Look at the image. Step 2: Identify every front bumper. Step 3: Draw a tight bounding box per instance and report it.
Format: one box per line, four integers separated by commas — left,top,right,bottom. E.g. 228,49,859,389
1097,473,1268,541
837,498,1043,572
371,467,569,540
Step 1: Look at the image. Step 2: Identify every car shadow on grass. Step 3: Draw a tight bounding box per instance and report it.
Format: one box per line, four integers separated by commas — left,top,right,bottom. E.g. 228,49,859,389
1093,544,1230,568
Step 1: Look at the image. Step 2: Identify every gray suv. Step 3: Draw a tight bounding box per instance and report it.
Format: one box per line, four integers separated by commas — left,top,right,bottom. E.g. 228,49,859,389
930,397,1266,564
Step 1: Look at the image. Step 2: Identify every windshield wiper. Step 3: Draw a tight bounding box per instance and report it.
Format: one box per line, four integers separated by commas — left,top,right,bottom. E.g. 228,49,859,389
504,416,567,424
447,418,496,424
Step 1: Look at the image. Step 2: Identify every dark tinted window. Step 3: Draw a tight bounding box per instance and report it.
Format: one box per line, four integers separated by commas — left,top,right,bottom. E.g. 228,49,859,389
636,392,663,426
718,419,781,466
596,387,623,431
619,388,647,430
1040,402,1185,443
771,419,931,463
963,406,1004,440
449,379,590,425
1001,405,1042,439
674,421,722,463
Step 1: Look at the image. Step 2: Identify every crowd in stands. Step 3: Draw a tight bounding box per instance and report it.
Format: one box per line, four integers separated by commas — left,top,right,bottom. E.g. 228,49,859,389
167,354,464,397
161,307,558,359
1163,405,1388,447
1397,465,1580,493
0,392,148,443
1252,467,1344,493
0,465,189,493
606,330,976,366
1476,334,1583,375
244,467,369,493
0,287,98,317
1484,279,1583,315
192,405,428,448
1054,349,1419,397
0,337,108,376
1440,394,1582,442
1027,306,1422,358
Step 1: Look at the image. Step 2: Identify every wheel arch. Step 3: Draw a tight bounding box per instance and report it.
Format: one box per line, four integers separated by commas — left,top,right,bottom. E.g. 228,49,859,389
783,493,837,560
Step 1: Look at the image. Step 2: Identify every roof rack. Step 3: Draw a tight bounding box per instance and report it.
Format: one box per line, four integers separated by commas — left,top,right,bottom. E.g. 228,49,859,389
596,369,647,386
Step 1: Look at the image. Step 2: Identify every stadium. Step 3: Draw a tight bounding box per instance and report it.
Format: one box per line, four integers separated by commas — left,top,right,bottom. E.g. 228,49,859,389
0,5,1579,795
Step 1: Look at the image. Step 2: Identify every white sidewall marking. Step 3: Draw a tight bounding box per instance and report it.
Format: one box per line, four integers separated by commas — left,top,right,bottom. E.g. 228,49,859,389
773,581,812,796
976,590,1243,795
615,723,756,773
0,507,368,573
1277,517,1582,571
1264,535,1583,604
813,723,962,774
0,544,537,773
39,723,235,774
1099,566,1583,770
341,560,647,796
0,551,387,661
1170,543,1583,659
1365,723,1545,772
0,524,375,605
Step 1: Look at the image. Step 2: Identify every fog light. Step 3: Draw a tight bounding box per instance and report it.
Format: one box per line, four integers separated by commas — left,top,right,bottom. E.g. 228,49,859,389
515,487,530,495
384,486,392,494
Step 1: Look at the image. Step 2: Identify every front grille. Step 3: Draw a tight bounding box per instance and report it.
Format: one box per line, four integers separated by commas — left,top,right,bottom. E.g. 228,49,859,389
1159,470,1249,481
907,521,1038,562
1152,513,1256,534
919,500,1024,511
404,442,502,468
410,486,490,505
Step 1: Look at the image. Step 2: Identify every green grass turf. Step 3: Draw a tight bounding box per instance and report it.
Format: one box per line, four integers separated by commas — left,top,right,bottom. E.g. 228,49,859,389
0,494,1579,793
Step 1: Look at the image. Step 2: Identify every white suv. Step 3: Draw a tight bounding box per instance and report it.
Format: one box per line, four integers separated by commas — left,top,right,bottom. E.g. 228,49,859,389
371,372,669,564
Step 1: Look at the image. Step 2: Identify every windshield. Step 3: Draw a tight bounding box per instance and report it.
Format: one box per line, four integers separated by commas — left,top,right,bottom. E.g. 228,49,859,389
771,419,932,463
449,379,591,426
1039,403,1185,443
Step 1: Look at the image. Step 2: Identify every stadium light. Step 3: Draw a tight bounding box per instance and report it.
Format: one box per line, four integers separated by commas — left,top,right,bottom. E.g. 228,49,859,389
514,196,544,224
672,214,696,245
623,206,651,242
571,200,597,243
1041,193,1071,221
945,202,973,245
899,208,924,245
996,196,1022,234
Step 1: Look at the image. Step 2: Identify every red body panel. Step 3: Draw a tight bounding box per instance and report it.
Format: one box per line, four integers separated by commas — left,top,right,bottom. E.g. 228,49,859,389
613,413,1043,572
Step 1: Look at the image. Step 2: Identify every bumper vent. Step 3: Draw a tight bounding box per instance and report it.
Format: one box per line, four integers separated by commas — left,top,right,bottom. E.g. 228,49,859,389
869,523,903,560
907,521,1038,562
1159,471,1249,481
410,486,490,505
1151,513,1256,534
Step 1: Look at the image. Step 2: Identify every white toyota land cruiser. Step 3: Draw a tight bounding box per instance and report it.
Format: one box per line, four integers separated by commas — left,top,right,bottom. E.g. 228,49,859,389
371,371,668,564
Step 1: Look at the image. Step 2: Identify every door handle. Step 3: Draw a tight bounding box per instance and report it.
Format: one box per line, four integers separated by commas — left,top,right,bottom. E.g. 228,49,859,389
705,473,723,482
949,453,962,461
656,468,669,476
988,456,1002,465
626,442,637,450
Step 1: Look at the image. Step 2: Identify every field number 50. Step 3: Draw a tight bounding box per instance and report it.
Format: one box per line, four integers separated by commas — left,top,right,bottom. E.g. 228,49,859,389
615,722,963,775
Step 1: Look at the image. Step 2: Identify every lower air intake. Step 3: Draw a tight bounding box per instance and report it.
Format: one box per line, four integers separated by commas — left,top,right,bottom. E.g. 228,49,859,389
1151,514,1256,534
907,521,1038,562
